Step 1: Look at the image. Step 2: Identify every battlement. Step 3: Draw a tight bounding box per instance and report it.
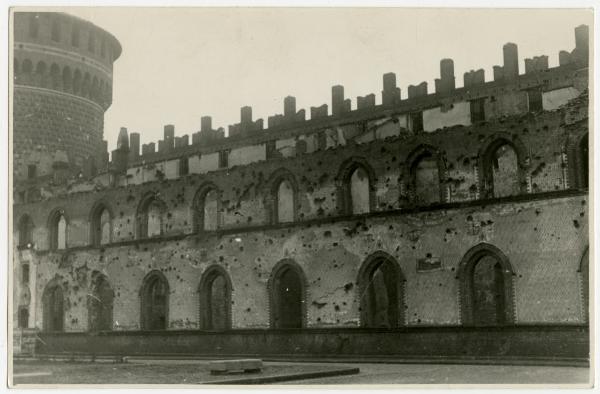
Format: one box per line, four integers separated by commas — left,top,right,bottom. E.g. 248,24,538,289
107,25,588,171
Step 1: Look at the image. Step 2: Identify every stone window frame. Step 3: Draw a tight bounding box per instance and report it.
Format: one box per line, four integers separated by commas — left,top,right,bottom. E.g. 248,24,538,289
457,243,516,327
335,156,377,215
135,192,167,239
197,265,233,330
357,251,406,328
17,214,34,247
87,273,114,332
264,168,299,225
47,208,68,251
403,143,448,205
477,133,529,200
578,246,589,323
139,270,170,331
89,200,114,247
192,182,221,234
267,259,308,329
42,277,65,332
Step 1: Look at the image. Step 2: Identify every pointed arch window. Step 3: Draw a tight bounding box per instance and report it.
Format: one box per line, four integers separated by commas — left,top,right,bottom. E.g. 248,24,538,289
337,158,375,215
90,203,112,246
268,260,307,329
458,243,515,326
88,275,114,331
193,184,220,233
198,266,232,330
358,252,405,328
43,282,64,332
140,271,169,330
48,209,67,250
136,194,166,239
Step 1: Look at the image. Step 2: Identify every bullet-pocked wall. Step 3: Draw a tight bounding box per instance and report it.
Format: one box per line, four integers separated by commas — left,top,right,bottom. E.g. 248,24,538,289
12,16,590,337
19,194,588,331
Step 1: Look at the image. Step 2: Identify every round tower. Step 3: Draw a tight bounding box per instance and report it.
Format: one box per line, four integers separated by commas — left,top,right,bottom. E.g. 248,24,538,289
12,12,121,184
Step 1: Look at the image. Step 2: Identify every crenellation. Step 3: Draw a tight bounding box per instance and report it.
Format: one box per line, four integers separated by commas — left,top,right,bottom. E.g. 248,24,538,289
525,55,549,74
229,106,264,138
382,72,401,106
435,58,455,94
408,82,428,99
463,69,485,89
357,93,376,110
13,18,590,352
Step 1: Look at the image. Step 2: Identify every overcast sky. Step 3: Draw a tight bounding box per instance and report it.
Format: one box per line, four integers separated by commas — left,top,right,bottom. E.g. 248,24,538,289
61,8,592,150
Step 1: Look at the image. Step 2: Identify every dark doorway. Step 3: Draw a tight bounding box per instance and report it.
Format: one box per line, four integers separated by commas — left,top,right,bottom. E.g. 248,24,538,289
141,273,168,330
199,267,231,330
359,253,404,328
88,276,114,331
471,255,506,325
43,284,64,332
270,262,305,329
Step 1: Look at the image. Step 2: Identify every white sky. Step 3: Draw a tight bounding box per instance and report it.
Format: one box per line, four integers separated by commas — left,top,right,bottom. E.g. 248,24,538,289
60,8,593,150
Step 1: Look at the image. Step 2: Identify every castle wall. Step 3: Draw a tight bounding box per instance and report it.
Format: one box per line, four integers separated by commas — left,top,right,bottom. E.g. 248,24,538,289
19,194,587,332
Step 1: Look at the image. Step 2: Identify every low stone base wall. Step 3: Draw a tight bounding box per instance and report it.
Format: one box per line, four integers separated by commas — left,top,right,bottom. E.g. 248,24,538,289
35,325,589,361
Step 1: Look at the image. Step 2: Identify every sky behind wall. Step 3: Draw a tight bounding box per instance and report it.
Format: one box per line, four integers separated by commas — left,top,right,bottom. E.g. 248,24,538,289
59,8,593,150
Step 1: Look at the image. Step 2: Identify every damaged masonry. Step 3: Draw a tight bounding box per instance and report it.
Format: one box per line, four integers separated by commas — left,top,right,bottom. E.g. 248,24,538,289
12,12,589,362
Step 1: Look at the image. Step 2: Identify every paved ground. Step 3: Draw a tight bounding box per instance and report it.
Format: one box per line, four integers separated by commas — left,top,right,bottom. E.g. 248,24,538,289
281,363,591,385
11,359,591,386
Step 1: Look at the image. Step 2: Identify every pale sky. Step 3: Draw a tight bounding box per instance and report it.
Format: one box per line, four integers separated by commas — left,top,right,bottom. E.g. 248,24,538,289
60,8,593,150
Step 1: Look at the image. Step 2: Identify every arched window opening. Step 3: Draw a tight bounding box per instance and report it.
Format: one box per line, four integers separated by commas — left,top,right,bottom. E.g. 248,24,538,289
22,59,33,84
49,63,61,90
48,210,67,250
137,195,166,239
147,201,163,237
276,180,294,223
480,139,523,199
90,204,111,246
459,244,515,326
81,73,90,97
198,267,232,330
35,61,47,87
73,70,82,94
18,215,34,247
193,185,219,233
358,252,404,328
88,275,114,331
580,134,589,189
349,167,370,214
51,19,61,42
43,283,64,332
269,261,306,329
140,272,169,330
62,67,72,92
411,152,441,204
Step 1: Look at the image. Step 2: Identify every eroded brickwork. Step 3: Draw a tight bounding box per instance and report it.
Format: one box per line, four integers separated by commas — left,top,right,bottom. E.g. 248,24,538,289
12,16,590,344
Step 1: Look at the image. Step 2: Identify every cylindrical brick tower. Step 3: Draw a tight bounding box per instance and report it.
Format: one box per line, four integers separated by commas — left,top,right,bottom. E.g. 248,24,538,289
12,12,121,183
